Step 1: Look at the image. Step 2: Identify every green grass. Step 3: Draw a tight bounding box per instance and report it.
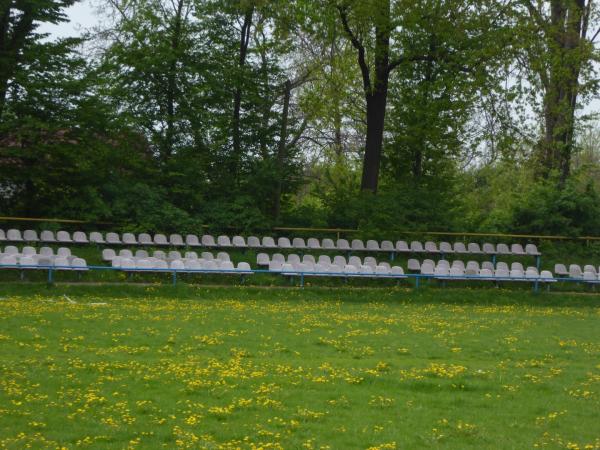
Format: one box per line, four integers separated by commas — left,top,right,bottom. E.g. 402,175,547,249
0,285,599,449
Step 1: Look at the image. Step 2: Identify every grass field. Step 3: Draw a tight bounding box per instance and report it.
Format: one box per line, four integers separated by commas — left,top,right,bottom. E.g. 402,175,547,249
0,284,599,449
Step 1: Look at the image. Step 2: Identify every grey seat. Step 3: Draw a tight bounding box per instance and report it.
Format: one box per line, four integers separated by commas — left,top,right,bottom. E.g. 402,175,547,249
410,241,424,252
364,256,377,268
322,239,336,250
348,256,362,267
333,255,347,267
217,235,233,247
511,244,526,255
407,259,420,271
186,234,201,247
302,255,316,265
72,231,88,244
366,240,380,251
453,242,468,254
89,232,105,244
336,239,351,251
396,241,410,252
439,242,453,254
262,236,277,248
7,229,23,242
496,243,511,255
525,244,541,256
138,233,154,245
292,238,307,249
287,254,301,265
135,249,149,259
482,243,496,254
277,237,292,249
105,232,121,245
23,230,39,242
202,235,217,247
467,243,483,254
569,264,583,279
351,239,366,251
424,241,438,253
56,231,72,243
307,238,321,249
232,236,247,248
122,233,137,245
40,230,56,243
317,255,332,265
482,261,494,271
0,230,5,241
170,234,185,246
554,263,568,276
381,241,394,252
511,262,524,272
256,253,270,266
71,258,88,270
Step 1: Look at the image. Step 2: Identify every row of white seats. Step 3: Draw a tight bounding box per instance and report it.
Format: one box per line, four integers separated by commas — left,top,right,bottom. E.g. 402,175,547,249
114,258,252,274
268,261,406,278
257,253,387,268
407,259,533,273
0,229,541,256
0,255,88,270
555,264,600,283
102,249,230,263
420,260,554,281
1,245,74,258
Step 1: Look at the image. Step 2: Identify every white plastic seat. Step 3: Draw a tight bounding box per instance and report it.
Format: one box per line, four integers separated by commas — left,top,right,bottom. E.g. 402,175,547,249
511,262,524,272
106,232,121,245
201,251,214,261
375,265,391,275
351,239,366,251
262,236,277,248
434,266,450,277
232,236,247,248
170,234,185,246
410,241,424,252
40,230,56,243
525,268,539,278
54,257,70,269
170,260,185,270
347,255,361,266
185,260,202,271
496,262,509,271
584,265,597,274
509,269,524,279
554,263,568,276
391,266,405,277
479,268,494,279
154,260,168,270
217,252,230,262
396,240,409,252
168,251,182,261
257,253,270,266
280,263,296,275
424,241,439,253
71,258,88,270
291,238,306,249
19,256,37,268
247,236,261,248
343,264,359,275
56,248,71,258
153,250,167,260
482,261,494,271
119,249,133,259
496,243,511,255
466,261,480,272
39,247,53,257
89,232,105,244
364,256,377,268
307,238,321,249
204,260,218,271
268,261,283,272
0,230,5,241
381,241,394,251
322,239,336,250
336,239,351,250
511,244,526,255
7,229,23,242
450,267,465,278
23,230,39,242
525,244,541,256
439,242,453,254
217,235,232,247
317,255,332,265
302,255,316,265
185,251,198,260
2,245,18,256
366,240,380,251
21,246,36,257
451,260,465,270
540,270,556,281
360,265,374,275
329,264,343,275
495,268,510,279
119,258,136,270
56,231,72,243
135,249,149,259
271,253,285,264
333,255,347,267
420,262,435,275
379,261,391,270
135,233,151,245
287,254,301,265
277,237,292,249
186,234,201,247
437,260,450,269
122,233,137,245
136,259,153,270
482,243,496,254
0,255,17,266
236,262,252,274
467,243,483,254
154,234,169,246
407,259,420,271
200,235,216,247
72,231,88,243
569,264,583,279
453,242,468,253
313,263,328,275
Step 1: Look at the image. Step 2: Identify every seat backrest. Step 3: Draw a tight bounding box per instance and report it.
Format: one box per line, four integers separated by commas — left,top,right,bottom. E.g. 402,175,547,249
381,240,394,251
247,236,261,247
410,241,424,252
540,270,554,279
366,240,380,250
376,265,390,274
425,241,438,252
41,230,55,241
72,231,87,242
318,255,331,265
307,238,321,248
272,253,285,263
277,237,292,248
169,251,182,260
287,254,301,264
170,234,184,245
554,263,567,275
153,250,167,260
292,238,306,248
186,234,200,245
185,251,198,259
451,260,465,270
138,233,152,244
119,249,133,258
237,262,251,272
482,261,494,271
56,231,71,242
583,264,596,274
391,266,404,276
170,260,185,270
466,261,479,271
71,257,87,269
135,250,149,258
525,244,539,255
511,243,524,253
437,260,450,268
496,262,509,271
420,262,434,274
364,256,377,267
569,264,582,276
333,255,347,266
7,229,22,241
343,264,358,274
453,242,467,253
336,239,350,250
467,243,482,253
201,251,214,260
57,247,71,257
262,236,276,247
351,239,365,250
122,233,136,244
232,236,246,247
322,238,335,249
202,235,216,246
480,268,494,278
106,232,120,243
439,242,452,253
511,262,524,271
89,232,104,243
496,243,510,253
482,243,495,253
22,246,36,256
407,259,420,271
348,256,362,267
256,253,270,265
302,254,316,265
217,235,232,246
102,249,116,260
23,230,39,241
396,241,409,251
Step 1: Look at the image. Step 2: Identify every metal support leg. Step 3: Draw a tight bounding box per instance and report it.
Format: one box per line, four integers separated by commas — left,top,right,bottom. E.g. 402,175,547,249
390,251,395,261
536,255,541,271
492,254,496,266
534,280,539,293
416,277,420,289
48,268,54,285
300,273,304,288
172,271,177,286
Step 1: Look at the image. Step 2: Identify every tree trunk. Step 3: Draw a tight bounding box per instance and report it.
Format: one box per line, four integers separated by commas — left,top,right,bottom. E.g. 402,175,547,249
231,6,254,178
273,79,291,222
